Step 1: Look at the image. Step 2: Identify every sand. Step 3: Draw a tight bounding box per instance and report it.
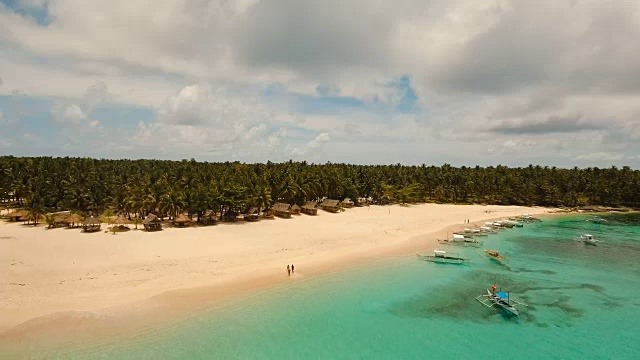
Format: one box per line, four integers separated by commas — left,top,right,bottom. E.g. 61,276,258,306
0,204,552,340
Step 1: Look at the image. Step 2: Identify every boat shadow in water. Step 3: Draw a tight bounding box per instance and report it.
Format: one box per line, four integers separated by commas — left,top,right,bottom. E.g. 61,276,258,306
387,271,532,324
385,270,620,328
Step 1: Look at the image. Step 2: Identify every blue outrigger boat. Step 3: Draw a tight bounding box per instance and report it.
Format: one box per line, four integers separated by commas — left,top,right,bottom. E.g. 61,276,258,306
476,286,526,316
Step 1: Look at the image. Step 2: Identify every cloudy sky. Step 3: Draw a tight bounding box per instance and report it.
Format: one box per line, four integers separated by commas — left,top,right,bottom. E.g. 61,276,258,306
1,0,640,167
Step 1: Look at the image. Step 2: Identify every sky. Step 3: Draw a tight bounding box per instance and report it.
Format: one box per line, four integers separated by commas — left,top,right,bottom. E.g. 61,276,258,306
1,0,640,167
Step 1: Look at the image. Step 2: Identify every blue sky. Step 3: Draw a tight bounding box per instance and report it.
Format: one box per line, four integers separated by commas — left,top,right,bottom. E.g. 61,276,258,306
1,0,640,167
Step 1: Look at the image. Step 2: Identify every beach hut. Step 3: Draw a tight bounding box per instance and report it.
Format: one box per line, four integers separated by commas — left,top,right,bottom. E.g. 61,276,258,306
174,214,191,227
262,207,275,219
223,210,239,222
200,210,219,225
321,199,342,213
341,198,355,208
114,215,132,228
291,204,301,215
244,207,259,222
273,203,292,218
143,213,162,231
82,216,102,232
50,212,71,228
301,201,318,215
7,209,28,222
23,212,45,225
66,213,83,228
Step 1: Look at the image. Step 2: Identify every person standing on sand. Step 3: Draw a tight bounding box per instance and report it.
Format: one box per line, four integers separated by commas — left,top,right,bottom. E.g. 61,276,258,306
287,264,291,276
291,264,295,274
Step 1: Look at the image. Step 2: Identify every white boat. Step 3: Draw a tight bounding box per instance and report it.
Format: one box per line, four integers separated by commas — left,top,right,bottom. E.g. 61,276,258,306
504,220,524,228
587,216,607,224
476,288,526,316
438,233,483,247
519,214,542,223
480,226,498,233
416,249,469,264
580,234,599,245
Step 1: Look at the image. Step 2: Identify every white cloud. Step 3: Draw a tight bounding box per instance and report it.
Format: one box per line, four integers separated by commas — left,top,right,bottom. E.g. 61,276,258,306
51,81,107,126
0,1,639,166
129,84,283,157
52,103,86,123
573,152,625,161
488,139,537,155
290,132,330,157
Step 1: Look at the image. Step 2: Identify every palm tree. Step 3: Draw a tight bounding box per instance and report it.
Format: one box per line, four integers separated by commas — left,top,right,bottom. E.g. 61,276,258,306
159,191,185,220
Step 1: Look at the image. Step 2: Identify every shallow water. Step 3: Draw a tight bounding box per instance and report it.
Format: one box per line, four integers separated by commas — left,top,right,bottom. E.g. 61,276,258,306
15,214,640,359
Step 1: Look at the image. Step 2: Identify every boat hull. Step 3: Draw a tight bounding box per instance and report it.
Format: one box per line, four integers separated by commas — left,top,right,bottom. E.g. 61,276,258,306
488,290,519,316
416,254,466,264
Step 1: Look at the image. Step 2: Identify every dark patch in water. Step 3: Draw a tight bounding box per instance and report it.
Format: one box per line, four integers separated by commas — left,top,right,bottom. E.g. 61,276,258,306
512,267,557,275
602,300,622,309
578,283,606,293
545,296,584,319
522,283,606,295
387,270,533,324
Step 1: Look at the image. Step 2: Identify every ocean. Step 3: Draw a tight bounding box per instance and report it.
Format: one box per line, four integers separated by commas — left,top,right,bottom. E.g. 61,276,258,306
15,214,640,359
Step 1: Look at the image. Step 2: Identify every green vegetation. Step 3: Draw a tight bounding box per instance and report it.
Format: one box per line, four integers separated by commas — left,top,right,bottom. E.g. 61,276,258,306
1,156,639,219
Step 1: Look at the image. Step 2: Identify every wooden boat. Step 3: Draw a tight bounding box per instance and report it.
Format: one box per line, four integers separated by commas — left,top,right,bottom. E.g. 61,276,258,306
476,287,526,316
484,249,505,263
416,250,469,264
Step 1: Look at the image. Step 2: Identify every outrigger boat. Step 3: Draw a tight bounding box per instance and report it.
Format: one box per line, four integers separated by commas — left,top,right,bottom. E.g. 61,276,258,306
476,285,526,316
463,228,488,237
416,249,469,264
587,216,607,224
482,249,505,263
479,226,498,234
438,234,483,247
579,234,599,246
518,214,542,223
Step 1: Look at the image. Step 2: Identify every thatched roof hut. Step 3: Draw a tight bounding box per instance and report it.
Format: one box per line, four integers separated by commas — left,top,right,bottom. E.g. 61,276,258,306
223,210,239,222
262,207,275,219
200,210,218,225
7,209,29,222
66,213,83,227
244,207,259,222
49,212,71,228
174,214,191,227
143,213,162,231
291,204,301,215
301,201,318,215
23,212,45,225
114,215,132,226
273,203,292,218
341,198,355,208
82,216,102,232
321,199,342,213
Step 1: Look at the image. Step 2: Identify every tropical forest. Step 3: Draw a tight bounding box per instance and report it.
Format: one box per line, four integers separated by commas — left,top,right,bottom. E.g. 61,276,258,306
1,156,639,224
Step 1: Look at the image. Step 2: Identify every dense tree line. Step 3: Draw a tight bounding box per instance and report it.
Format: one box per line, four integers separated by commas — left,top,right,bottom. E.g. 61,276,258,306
1,156,639,222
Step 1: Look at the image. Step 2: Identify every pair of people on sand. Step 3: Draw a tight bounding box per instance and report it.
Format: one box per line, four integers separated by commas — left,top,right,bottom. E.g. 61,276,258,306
287,264,295,276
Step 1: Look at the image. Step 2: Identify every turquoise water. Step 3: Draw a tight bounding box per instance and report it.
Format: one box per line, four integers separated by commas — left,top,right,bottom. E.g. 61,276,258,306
20,214,640,359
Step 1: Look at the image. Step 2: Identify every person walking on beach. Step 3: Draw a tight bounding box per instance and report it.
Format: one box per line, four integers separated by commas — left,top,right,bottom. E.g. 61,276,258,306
287,264,291,276
291,264,295,274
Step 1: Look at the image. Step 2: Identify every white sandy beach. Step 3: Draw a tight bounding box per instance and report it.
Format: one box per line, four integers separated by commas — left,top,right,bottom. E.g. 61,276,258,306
0,204,552,339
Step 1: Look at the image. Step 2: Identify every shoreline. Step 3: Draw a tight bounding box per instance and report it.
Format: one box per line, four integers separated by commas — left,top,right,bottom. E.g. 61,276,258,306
1,204,557,349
